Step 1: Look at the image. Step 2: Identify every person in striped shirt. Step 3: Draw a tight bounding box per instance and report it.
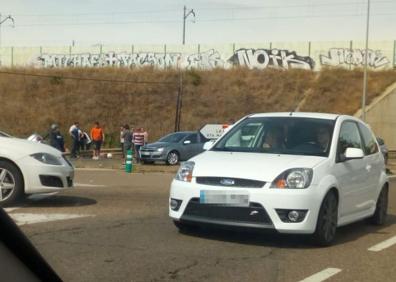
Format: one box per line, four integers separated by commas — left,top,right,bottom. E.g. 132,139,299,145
132,128,147,163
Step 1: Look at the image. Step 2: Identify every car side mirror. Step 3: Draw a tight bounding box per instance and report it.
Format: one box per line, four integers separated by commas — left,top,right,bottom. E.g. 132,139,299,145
183,140,191,145
344,148,364,161
203,140,215,151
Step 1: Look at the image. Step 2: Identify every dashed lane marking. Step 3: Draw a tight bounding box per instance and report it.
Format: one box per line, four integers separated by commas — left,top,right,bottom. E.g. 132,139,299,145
9,213,94,226
368,235,396,252
298,268,342,282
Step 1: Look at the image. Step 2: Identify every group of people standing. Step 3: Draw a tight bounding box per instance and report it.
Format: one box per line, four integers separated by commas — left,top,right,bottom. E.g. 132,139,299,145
120,126,148,163
46,122,146,162
69,121,105,159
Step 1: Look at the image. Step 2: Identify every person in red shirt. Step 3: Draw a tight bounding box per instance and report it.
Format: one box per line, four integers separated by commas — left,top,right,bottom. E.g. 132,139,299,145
90,122,104,160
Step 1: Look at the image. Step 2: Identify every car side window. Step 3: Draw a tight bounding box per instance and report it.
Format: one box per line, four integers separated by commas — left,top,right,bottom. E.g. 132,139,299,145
357,123,379,155
186,134,198,144
337,121,363,159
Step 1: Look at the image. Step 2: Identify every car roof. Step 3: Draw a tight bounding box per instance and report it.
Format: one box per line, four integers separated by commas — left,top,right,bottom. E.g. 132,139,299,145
249,112,341,120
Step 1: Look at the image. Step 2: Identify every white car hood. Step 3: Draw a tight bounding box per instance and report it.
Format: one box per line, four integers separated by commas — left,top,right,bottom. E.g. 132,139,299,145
0,137,62,160
191,151,326,182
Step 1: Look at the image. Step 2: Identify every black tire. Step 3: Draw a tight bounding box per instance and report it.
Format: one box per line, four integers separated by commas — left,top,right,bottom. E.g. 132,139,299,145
368,186,388,225
0,160,24,207
313,191,338,246
166,151,179,165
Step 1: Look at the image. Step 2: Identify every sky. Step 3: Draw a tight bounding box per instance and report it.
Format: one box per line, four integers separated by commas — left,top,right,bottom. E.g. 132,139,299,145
1,0,396,46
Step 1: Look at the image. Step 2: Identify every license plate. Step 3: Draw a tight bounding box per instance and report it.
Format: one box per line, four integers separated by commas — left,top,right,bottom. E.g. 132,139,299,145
200,190,249,206
141,152,150,156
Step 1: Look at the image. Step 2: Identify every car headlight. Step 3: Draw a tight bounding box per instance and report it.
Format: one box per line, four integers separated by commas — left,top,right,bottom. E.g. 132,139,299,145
271,168,313,189
157,147,164,152
175,161,195,182
30,153,62,166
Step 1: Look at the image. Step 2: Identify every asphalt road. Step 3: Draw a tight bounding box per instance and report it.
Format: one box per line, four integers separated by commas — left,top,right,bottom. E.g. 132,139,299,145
5,169,396,282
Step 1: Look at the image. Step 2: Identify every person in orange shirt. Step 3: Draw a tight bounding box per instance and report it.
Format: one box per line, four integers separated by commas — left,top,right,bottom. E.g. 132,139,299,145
90,121,105,160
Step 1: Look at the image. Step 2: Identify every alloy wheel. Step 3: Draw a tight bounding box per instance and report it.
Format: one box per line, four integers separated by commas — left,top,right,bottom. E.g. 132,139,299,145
0,168,16,202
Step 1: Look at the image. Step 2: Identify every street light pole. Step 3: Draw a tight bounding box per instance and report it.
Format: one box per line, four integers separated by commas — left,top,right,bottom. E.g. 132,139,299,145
362,0,370,121
182,6,195,45
0,14,15,66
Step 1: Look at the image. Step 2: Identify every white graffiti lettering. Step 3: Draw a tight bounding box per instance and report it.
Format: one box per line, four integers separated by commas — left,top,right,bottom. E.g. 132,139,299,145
39,52,182,68
39,51,227,69
320,48,390,68
228,48,315,70
186,49,224,69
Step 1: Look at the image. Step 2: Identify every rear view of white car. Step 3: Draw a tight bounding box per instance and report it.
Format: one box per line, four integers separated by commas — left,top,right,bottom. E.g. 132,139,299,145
0,136,74,206
169,112,388,246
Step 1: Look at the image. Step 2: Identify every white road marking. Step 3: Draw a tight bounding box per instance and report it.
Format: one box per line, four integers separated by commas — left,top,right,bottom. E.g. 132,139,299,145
3,207,20,213
298,268,342,282
75,168,116,171
368,235,396,252
9,213,93,226
74,183,106,187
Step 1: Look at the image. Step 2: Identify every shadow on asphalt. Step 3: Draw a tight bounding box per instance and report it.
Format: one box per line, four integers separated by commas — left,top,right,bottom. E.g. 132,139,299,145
176,214,396,249
22,195,97,208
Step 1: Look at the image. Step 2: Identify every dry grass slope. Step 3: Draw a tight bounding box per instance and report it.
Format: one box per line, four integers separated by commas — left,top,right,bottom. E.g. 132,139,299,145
0,67,395,147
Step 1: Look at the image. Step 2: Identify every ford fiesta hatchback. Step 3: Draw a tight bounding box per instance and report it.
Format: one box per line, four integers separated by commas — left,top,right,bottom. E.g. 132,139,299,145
169,112,389,245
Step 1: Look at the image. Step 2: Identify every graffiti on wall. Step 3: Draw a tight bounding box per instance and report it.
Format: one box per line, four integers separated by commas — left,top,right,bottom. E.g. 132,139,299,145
39,52,181,68
186,49,224,69
38,48,314,70
228,48,315,70
38,49,227,69
320,48,390,68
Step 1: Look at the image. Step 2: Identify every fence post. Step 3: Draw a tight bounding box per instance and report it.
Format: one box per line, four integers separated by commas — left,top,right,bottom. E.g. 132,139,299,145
349,40,353,70
308,41,311,57
164,44,167,68
11,46,14,67
393,40,396,68
270,42,272,49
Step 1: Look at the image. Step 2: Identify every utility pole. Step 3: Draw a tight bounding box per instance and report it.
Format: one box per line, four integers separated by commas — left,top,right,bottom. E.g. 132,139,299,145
0,14,15,66
362,0,370,121
182,6,195,45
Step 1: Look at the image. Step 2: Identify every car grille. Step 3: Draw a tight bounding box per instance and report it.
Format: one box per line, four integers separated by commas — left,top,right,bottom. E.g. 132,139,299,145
182,198,272,226
196,177,265,188
140,148,156,152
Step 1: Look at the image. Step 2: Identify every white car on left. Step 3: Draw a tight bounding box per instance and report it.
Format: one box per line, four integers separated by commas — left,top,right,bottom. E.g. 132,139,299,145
0,134,74,206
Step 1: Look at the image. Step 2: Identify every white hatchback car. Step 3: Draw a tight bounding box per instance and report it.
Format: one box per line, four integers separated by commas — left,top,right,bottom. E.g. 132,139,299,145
169,112,388,245
0,135,74,206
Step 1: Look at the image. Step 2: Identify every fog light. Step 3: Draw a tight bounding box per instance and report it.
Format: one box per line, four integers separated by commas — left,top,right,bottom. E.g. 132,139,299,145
170,198,182,211
288,210,300,222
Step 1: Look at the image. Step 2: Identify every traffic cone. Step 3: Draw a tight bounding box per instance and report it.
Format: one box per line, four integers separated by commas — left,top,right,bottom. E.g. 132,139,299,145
125,149,133,173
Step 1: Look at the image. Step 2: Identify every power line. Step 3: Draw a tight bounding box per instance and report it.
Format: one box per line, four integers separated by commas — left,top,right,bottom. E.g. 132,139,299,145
13,12,396,28
0,70,177,85
11,0,394,17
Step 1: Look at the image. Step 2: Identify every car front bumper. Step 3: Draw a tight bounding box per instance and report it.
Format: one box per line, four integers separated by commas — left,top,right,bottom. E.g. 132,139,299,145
16,156,74,194
169,179,323,234
140,150,168,162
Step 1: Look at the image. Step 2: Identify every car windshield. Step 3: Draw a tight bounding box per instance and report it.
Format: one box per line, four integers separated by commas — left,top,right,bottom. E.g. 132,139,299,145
212,117,335,157
158,132,189,143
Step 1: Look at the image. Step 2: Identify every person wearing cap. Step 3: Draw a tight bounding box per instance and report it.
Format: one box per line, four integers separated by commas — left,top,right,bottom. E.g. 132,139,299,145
48,124,65,152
